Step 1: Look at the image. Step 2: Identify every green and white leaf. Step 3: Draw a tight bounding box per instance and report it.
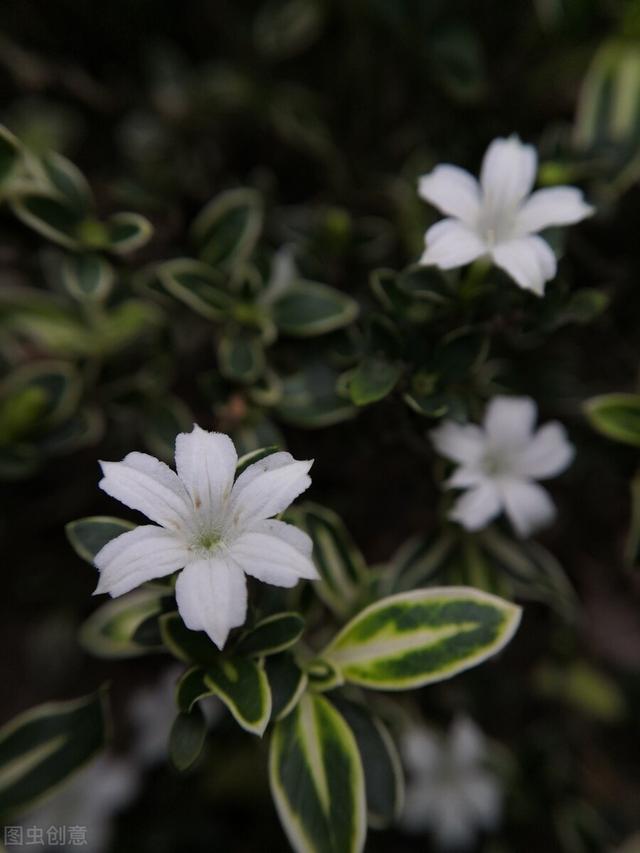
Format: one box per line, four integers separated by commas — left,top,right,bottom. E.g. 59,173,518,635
107,212,153,254
218,331,265,384
65,516,134,564
203,656,271,736
61,253,115,302
285,502,368,617
159,612,221,667
235,612,305,658
269,692,366,853
176,667,215,713
265,653,308,721
320,587,522,690
348,356,403,406
584,393,640,447
191,187,263,270
79,588,166,658
10,190,84,249
271,280,359,337
157,257,232,320
330,698,403,829
0,689,108,819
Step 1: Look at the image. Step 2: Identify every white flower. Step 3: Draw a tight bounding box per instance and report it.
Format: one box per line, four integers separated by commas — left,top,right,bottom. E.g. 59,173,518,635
401,716,502,849
418,135,593,295
431,396,574,537
94,426,318,649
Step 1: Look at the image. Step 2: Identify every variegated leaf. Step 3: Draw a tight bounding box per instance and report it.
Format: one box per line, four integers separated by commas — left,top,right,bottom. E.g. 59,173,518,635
203,657,271,736
269,693,366,853
320,587,521,690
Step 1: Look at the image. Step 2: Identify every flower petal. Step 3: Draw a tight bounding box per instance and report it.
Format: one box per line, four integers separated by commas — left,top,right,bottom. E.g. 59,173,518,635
500,479,556,537
228,457,313,528
175,557,247,649
174,425,237,519
94,525,189,597
449,716,486,767
249,518,313,557
232,451,295,497
449,481,501,531
516,187,594,235
420,219,486,269
480,136,537,211
228,531,318,586
431,421,485,466
491,235,556,295
483,396,537,449
99,453,193,533
418,165,481,225
516,422,575,480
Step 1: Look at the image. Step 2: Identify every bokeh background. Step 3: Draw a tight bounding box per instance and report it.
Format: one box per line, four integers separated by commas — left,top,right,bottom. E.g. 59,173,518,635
1,1,640,851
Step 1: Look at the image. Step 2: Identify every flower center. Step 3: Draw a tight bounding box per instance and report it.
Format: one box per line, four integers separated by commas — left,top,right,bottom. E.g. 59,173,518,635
194,530,223,553
481,450,511,478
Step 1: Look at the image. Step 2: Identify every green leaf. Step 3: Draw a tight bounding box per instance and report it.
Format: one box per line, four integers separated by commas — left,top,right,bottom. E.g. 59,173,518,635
272,280,359,337
79,588,166,658
388,530,457,592
276,363,357,428
157,258,233,320
39,151,92,214
0,688,108,819
269,692,366,853
330,698,403,829
159,612,221,667
65,516,135,564
235,613,305,658
265,653,308,721
191,188,263,269
320,587,522,690
584,393,640,447
10,192,84,250
349,356,403,406
176,667,214,713
203,657,271,736
0,125,21,188
107,212,153,254
285,503,367,617
169,706,207,772
218,332,265,384
61,253,115,302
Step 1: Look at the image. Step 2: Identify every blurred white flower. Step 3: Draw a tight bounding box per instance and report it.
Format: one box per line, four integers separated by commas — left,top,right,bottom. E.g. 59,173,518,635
94,425,317,649
401,716,502,850
431,396,574,537
418,135,593,295
128,665,221,766
20,755,138,853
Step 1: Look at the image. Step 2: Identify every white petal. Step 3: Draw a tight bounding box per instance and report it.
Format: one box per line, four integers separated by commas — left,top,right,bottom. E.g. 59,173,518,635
175,557,247,649
232,451,295,497
446,466,485,489
418,165,481,225
229,458,313,528
480,135,537,210
516,422,575,480
420,219,486,269
500,479,556,537
483,396,537,449
249,518,313,557
516,186,594,235
174,426,237,519
228,531,318,586
491,235,556,295
449,717,486,767
99,453,193,534
460,771,502,830
449,482,501,531
94,525,188,597
401,727,442,775
431,421,485,466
